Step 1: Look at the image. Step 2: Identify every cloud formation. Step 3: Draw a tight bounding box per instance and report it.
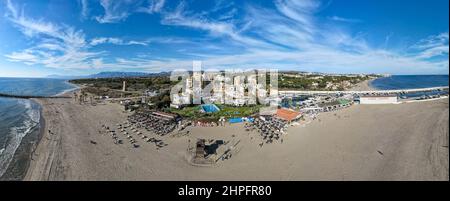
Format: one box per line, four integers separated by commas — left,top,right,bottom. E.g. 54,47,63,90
411,32,449,59
2,0,449,75
153,0,448,74
95,0,165,23
4,0,146,69
90,37,149,46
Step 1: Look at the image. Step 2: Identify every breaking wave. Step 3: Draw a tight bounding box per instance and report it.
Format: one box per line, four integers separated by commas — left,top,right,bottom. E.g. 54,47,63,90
0,100,40,177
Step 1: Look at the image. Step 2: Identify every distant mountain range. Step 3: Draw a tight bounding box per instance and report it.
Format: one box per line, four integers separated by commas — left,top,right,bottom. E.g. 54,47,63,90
46,70,381,80
47,71,170,79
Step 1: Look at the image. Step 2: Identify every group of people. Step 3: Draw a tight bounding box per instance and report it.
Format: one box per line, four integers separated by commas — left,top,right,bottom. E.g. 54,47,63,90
247,116,288,145
190,116,229,127
128,112,177,136
192,121,220,127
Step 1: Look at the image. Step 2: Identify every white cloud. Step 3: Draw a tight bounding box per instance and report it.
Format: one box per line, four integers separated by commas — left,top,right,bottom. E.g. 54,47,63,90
5,0,18,18
412,32,449,50
218,8,237,20
152,0,165,12
328,16,362,23
416,45,449,59
137,0,165,14
95,0,137,23
95,0,165,23
3,3,98,69
161,2,272,49
79,0,89,19
274,0,318,33
411,32,449,59
90,37,149,46
6,50,40,65
3,0,449,74
152,0,448,74
3,1,130,69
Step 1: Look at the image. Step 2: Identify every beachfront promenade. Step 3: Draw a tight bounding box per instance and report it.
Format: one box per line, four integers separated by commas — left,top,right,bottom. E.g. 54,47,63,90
1,86,448,99
279,86,449,96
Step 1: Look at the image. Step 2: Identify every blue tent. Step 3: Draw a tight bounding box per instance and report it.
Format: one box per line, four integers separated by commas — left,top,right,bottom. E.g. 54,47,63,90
229,118,243,123
201,104,220,113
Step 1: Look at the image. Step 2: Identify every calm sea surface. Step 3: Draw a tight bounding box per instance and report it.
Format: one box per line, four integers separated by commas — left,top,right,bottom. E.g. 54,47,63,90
0,78,76,177
370,75,449,90
370,75,449,99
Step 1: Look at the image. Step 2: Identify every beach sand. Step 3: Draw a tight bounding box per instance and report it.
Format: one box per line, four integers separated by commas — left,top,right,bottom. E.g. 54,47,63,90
0,106,43,181
348,79,375,91
25,92,448,180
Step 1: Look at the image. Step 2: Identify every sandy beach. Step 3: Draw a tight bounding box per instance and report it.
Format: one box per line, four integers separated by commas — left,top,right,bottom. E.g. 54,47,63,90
348,79,375,91
25,91,448,181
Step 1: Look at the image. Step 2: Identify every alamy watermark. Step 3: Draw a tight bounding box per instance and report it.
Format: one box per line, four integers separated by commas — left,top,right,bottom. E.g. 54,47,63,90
170,61,280,114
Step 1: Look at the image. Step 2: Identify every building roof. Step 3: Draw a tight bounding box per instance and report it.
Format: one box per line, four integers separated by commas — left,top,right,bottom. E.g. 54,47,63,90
276,108,302,121
360,94,398,98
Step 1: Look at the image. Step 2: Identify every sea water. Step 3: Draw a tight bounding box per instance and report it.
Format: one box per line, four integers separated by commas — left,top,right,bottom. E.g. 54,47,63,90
0,78,76,177
370,75,449,90
370,75,449,99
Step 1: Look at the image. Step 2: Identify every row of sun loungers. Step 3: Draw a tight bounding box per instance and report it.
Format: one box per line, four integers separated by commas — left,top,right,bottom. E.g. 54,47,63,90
127,112,177,136
247,116,288,144
100,119,171,150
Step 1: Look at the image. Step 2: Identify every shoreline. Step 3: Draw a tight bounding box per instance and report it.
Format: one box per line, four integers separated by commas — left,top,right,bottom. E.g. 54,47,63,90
367,79,376,89
55,81,80,96
0,100,44,180
1,76,447,180
347,78,377,91
0,81,78,180
24,90,448,180
8,79,450,181
25,86,98,180
24,89,78,181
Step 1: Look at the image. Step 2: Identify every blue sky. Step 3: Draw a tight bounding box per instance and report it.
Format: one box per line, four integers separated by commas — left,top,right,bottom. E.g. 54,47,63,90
0,0,448,77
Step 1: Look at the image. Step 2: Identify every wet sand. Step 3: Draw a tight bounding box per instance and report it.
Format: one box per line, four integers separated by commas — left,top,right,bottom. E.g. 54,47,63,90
25,93,448,180
0,103,44,181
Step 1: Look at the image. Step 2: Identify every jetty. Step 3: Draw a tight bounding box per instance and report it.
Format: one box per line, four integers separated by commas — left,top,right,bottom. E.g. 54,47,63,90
0,92,71,99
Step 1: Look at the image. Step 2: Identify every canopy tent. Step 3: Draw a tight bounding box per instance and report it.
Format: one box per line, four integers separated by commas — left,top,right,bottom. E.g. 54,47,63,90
201,104,220,113
275,108,302,122
229,118,243,123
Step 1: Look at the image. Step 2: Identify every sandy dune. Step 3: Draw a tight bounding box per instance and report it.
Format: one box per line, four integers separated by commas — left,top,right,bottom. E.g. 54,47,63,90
25,93,448,181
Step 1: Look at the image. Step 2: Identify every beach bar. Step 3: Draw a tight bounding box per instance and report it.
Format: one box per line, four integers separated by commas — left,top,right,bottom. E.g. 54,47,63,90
275,108,302,123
